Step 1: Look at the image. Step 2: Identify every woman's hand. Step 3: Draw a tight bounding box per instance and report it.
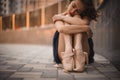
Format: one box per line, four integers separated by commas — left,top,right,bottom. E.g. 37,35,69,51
52,14,64,23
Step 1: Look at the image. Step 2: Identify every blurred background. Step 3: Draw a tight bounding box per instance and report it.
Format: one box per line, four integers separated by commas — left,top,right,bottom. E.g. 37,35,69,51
0,0,120,70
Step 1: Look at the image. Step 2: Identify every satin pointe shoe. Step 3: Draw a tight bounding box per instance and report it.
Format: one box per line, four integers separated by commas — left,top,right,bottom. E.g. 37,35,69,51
62,52,74,72
73,49,85,72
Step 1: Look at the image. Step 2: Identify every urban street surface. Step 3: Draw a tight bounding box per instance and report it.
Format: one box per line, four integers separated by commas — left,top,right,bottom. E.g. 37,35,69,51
0,44,120,80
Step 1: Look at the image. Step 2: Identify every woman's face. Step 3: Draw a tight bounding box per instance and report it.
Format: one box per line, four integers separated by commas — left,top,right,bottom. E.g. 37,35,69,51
75,0,85,12
67,0,85,14
67,2,78,14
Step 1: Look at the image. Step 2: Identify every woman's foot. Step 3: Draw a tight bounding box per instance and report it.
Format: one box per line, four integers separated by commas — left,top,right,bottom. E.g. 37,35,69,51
62,52,74,72
74,50,85,72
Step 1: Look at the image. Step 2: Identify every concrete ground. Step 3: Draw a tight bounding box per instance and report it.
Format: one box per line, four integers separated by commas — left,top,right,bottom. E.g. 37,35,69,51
0,44,120,80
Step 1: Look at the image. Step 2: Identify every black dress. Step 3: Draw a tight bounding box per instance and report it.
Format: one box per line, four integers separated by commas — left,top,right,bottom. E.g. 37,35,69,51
53,31,94,64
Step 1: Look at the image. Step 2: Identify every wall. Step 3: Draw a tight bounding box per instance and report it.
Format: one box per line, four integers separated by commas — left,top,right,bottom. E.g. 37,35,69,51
45,3,58,24
92,0,120,70
0,26,56,45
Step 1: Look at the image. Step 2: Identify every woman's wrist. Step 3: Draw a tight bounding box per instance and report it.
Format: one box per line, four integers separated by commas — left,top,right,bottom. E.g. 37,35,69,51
53,14,65,22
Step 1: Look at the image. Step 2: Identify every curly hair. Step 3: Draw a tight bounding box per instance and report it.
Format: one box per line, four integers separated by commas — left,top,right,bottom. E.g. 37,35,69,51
80,0,98,21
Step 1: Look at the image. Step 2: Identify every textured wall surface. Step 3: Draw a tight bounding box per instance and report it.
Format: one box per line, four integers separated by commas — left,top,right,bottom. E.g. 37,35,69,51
0,26,56,45
92,0,120,70
45,3,58,24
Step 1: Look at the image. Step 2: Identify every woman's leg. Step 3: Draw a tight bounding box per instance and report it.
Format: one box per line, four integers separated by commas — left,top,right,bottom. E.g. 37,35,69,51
62,22,74,72
58,33,65,60
74,33,83,52
54,20,65,67
63,15,73,54
74,33,85,71
64,32,73,53
55,20,73,70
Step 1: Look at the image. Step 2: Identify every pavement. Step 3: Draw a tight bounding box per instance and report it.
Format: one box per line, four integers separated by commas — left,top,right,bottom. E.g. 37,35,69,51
0,44,120,80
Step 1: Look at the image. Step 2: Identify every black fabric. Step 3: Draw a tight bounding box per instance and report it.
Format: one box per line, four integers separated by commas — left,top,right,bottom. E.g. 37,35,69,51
53,31,61,63
53,31,94,64
88,38,94,63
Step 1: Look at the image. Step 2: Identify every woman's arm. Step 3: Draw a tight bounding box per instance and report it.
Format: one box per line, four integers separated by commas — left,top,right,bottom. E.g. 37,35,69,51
61,24,90,34
63,16,90,25
53,14,90,25
54,20,90,34
53,15,91,34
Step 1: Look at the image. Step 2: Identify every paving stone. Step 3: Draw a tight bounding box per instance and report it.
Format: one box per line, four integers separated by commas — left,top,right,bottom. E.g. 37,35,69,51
31,69,43,72
7,78,23,80
18,67,33,72
39,78,56,80
71,71,87,75
74,73,105,78
110,78,120,80
45,64,56,68
0,71,14,80
0,69,16,72
0,65,10,70
41,69,57,78
97,67,118,72
23,78,40,80
87,70,101,74
24,64,46,69
0,77,5,80
19,60,31,63
5,60,26,65
93,62,105,67
86,66,100,74
24,78,56,80
58,70,74,80
96,60,110,63
75,77,109,80
7,64,24,70
102,63,114,67
10,72,42,78
0,56,8,60
30,60,53,64
103,71,120,78
6,58,17,60
0,61,7,65
45,66,57,71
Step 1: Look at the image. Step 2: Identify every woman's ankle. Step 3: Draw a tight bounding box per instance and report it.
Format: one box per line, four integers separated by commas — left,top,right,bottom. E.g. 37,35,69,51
74,48,83,53
65,49,73,53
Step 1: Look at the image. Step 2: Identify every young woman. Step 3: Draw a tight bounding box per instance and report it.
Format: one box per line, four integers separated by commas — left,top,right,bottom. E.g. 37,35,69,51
53,0,97,72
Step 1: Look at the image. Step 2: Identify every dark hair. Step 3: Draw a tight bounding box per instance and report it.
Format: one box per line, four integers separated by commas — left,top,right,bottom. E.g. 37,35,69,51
79,0,98,21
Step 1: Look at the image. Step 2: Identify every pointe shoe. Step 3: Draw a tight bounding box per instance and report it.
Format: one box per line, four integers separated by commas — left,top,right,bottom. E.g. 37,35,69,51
62,52,74,72
74,50,85,72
